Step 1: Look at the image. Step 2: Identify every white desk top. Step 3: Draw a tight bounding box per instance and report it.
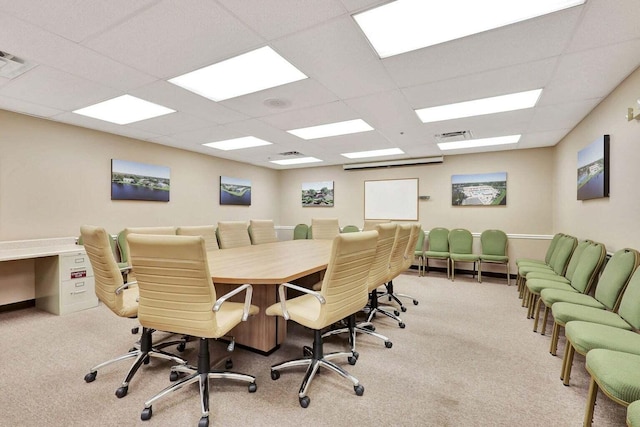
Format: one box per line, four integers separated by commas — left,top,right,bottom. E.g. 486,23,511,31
0,237,82,262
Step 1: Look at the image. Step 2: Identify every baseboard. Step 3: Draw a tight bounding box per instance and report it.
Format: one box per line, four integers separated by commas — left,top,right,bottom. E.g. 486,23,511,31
0,299,35,314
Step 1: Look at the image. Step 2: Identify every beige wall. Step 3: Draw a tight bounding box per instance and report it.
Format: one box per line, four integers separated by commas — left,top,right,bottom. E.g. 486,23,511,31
552,66,640,251
0,110,280,241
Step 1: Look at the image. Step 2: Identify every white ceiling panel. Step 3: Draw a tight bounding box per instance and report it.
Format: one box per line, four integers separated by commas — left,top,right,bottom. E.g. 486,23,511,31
0,1,638,169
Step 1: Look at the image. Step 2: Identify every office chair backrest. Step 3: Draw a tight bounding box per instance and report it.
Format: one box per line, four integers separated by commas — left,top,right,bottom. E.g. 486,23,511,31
248,219,278,245
127,234,222,338
480,229,508,256
311,218,340,240
387,224,412,280
402,223,422,270
568,242,607,294
449,228,473,254
617,267,640,330
216,221,251,249
316,231,378,327
176,225,219,251
293,224,309,240
119,226,177,265
594,248,640,311
427,227,449,252
366,223,398,291
363,219,390,231
80,225,136,318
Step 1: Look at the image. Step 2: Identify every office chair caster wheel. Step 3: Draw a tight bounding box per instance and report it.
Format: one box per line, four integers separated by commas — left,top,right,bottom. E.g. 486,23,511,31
385,341,393,348
131,327,139,334
143,355,150,365
394,310,400,316
401,306,407,312
248,382,257,393
115,386,128,398
348,351,359,365
169,371,180,381
413,300,419,305
84,372,97,383
176,342,186,352
141,407,152,421
198,416,209,427
225,359,233,369
363,324,375,332
299,396,310,408
354,384,364,396
302,345,312,357
270,370,280,380
399,322,406,329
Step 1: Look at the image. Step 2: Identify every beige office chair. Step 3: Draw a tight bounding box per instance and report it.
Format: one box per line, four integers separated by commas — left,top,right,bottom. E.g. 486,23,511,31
80,225,186,399
216,221,251,249
118,226,177,279
310,218,340,240
248,219,278,245
322,223,397,351
266,231,378,408
362,219,390,231
127,233,259,426
176,225,219,251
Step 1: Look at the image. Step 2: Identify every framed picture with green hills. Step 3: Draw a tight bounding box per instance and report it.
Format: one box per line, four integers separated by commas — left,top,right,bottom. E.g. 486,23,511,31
302,181,334,207
451,172,507,206
577,135,609,201
220,176,251,206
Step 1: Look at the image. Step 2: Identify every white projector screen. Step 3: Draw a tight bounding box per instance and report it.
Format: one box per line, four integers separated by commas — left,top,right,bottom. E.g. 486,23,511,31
364,178,418,220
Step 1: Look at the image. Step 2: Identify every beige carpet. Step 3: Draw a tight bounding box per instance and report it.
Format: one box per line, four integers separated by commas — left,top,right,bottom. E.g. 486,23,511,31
0,271,626,426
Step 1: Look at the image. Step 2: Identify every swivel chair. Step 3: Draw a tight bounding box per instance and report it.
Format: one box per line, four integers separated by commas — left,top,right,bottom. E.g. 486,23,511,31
216,221,251,249
80,225,186,399
128,233,259,427
266,231,378,408
248,219,278,245
177,225,219,251
310,218,340,240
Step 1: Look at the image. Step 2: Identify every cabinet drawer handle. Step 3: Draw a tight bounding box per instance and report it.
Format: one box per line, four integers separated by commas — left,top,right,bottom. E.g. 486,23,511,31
71,289,87,295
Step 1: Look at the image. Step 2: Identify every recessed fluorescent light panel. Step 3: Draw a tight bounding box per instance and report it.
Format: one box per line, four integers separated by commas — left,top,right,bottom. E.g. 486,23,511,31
354,0,585,58
341,148,404,159
270,157,322,166
203,136,272,151
437,135,520,151
72,94,175,125
416,89,542,123
169,46,307,101
287,119,374,140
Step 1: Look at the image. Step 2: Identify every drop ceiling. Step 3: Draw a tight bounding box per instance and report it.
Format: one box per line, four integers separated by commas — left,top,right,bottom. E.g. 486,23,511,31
0,0,639,169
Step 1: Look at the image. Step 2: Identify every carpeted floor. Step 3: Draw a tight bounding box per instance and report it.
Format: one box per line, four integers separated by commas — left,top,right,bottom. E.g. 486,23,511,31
0,271,626,426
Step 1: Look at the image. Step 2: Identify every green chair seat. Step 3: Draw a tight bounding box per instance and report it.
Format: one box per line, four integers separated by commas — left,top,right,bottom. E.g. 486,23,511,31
450,253,479,262
526,279,577,294
525,271,570,283
566,321,640,356
424,250,449,259
480,254,508,262
554,303,634,330
586,349,640,406
627,400,640,426
540,289,605,310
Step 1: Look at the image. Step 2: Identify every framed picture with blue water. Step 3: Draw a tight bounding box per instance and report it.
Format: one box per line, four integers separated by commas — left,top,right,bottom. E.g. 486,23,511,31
111,159,170,202
577,135,610,201
220,176,252,206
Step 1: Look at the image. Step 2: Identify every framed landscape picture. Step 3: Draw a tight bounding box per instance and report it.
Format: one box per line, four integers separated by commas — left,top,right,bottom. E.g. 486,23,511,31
577,135,610,200
452,172,507,206
111,159,170,202
302,181,334,207
220,176,251,206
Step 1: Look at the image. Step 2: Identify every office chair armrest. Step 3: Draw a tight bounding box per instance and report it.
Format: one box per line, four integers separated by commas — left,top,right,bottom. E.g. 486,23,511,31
115,280,137,295
212,283,254,321
277,282,326,321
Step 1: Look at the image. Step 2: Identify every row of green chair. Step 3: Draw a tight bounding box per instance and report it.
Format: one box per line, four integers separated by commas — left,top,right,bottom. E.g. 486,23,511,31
418,228,510,284
516,234,640,425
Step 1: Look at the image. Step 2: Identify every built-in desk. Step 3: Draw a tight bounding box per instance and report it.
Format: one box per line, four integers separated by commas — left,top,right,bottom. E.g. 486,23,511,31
208,239,332,354
0,238,98,315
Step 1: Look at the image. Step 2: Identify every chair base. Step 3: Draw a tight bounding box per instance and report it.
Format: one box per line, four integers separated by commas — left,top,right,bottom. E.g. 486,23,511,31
141,338,256,425
84,327,188,398
270,329,364,408
375,280,419,315
368,289,405,328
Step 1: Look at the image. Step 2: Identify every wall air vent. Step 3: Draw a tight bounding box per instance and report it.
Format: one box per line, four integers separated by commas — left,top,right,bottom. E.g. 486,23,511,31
0,51,34,79
343,156,443,171
278,151,303,156
434,130,472,143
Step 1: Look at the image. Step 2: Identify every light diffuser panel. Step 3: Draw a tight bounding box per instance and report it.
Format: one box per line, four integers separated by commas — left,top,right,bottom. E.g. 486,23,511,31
72,95,175,125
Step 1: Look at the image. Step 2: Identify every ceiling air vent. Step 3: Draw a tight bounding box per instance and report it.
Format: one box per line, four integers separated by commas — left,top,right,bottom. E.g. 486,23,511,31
0,51,34,79
434,130,472,143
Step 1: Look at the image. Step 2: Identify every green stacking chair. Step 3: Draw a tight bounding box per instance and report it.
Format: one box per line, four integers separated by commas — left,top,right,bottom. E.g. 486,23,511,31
544,248,639,354
478,229,510,285
516,233,567,296
423,227,450,278
560,266,640,386
516,232,563,267
293,223,309,240
448,228,478,281
341,225,360,233
583,350,640,427
413,228,426,276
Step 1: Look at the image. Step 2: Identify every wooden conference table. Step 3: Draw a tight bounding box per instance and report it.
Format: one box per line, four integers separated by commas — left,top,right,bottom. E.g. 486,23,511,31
207,239,333,354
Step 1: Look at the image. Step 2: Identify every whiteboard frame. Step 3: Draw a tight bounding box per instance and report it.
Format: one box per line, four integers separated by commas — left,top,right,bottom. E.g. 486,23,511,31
364,178,418,221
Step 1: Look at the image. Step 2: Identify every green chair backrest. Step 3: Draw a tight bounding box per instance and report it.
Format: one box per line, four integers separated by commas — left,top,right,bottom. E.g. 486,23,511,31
594,248,640,311
293,223,309,240
563,240,591,281
449,228,473,255
427,227,449,253
550,235,577,276
617,267,640,330
414,229,425,254
568,242,606,294
545,233,564,264
341,225,360,233
480,229,508,256
547,234,568,269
